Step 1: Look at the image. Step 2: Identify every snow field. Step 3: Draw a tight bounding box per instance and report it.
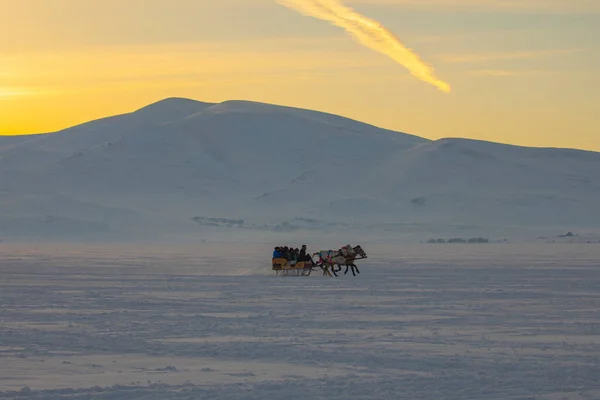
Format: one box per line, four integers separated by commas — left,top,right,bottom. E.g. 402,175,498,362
0,243,599,399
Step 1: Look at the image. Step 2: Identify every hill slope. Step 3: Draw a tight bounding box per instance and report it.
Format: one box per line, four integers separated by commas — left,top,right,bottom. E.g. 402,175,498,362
1,98,598,241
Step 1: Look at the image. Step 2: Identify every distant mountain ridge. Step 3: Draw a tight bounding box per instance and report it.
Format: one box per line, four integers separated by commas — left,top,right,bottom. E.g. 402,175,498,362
1,97,599,242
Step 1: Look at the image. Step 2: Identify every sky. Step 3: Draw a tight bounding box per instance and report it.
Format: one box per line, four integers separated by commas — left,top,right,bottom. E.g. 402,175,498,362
1,0,599,151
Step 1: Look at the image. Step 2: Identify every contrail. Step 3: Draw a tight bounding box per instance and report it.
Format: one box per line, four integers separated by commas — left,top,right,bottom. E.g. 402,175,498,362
276,0,451,93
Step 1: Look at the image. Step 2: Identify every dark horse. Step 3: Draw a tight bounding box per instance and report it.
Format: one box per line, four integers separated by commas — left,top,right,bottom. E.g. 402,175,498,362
330,245,367,277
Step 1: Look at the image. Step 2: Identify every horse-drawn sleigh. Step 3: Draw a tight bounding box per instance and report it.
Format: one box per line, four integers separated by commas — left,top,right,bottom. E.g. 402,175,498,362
272,258,314,276
272,245,367,277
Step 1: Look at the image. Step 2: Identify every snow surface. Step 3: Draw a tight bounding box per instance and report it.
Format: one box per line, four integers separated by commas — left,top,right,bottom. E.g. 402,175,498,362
0,243,599,399
1,97,599,242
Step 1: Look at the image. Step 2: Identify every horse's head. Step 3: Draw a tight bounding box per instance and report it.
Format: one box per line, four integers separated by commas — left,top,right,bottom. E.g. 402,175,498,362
353,245,367,258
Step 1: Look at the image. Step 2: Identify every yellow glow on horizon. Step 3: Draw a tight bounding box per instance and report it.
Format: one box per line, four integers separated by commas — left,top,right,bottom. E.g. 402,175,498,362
0,41,394,134
0,1,598,152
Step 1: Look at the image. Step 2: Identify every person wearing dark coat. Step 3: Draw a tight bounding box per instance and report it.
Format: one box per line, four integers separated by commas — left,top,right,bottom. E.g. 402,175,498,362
282,246,290,260
299,245,315,265
298,246,307,260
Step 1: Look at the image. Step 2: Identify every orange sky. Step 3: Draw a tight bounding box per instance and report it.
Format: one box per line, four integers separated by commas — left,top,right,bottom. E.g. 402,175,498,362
1,0,599,151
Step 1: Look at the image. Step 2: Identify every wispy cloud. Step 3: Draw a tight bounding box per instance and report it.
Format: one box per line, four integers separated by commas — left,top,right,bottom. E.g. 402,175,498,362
470,69,524,77
0,88,39,98
0,40,408,99
276,0,451,93
470,69,564,77
438,49,583,64
347,0,600,14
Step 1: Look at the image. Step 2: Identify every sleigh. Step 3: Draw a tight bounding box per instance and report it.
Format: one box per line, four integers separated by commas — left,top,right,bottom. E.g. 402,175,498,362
272,258,313,276
272,245,367,277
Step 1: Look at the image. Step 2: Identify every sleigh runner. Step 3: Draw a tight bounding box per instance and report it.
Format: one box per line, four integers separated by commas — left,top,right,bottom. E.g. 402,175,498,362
272,258,314,276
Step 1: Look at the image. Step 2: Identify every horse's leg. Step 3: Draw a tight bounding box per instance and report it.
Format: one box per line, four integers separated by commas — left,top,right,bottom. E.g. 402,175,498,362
344,264,350,275
355,264,360,274
349,264,357,276
331,265,339,277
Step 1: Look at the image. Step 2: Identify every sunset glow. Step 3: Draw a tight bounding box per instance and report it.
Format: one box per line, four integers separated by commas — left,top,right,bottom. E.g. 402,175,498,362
1,0,598,150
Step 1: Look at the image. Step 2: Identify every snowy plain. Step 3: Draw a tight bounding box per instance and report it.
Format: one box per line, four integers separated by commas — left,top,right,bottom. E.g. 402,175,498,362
1,243,599,400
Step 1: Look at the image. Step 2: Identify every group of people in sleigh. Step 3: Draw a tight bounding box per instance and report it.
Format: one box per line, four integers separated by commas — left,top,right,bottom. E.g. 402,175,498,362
272,245,316,265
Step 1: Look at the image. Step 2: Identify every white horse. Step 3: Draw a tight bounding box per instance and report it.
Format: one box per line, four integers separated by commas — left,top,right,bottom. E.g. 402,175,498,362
315,245,367,277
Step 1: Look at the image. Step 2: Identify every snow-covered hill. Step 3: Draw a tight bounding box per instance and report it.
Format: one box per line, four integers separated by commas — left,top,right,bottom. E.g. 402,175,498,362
0,134,44,148
1,98,599,241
